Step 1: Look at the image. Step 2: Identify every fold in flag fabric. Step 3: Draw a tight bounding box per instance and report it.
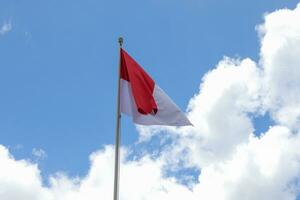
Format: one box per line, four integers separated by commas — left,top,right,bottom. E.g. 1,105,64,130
120,48,192,126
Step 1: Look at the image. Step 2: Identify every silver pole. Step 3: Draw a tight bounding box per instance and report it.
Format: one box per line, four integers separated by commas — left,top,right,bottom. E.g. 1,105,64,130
113,37,123,200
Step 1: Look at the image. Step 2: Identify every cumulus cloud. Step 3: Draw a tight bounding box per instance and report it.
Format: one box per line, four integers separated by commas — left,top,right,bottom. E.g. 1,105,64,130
0,145,196,200
259,5,300,130
193,126,300,200
0,22,12,36
2,3,300,200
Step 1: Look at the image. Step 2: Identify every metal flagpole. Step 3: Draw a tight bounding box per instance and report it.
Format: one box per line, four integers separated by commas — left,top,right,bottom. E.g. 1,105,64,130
113,37,123,200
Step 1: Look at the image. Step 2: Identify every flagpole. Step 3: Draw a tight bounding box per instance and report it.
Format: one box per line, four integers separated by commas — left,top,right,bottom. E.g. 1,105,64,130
113,37,123,200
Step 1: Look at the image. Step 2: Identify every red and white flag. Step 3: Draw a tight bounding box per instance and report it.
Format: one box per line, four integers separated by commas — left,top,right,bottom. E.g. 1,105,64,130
120,48,192,126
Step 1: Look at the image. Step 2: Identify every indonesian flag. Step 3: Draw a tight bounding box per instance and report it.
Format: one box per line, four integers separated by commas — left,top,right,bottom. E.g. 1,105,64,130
120,48,192,126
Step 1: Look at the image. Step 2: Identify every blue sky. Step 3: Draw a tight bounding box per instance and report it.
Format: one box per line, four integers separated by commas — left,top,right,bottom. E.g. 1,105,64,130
0,0,299,183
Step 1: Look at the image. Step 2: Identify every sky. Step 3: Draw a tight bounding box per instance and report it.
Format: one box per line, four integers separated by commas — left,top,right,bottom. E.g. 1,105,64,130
1,0,300,199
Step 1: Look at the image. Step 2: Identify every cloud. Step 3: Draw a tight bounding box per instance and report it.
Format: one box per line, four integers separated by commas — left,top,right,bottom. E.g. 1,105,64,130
0,22,12,36
32,148,47,160
258,5,300,130
2,3,300,200
0,145,196,200
193,126,300,200
0,146,48,200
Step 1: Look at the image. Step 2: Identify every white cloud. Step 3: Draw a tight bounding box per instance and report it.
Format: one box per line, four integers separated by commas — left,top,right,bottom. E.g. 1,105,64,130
32,148,47,160
0,146,49,200
0,22,12,36
258,4,300,130
193,126,300,200
0,145,196,200
2,2,300,200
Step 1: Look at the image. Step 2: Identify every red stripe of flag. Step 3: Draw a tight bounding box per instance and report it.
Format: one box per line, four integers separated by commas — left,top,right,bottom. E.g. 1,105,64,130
120,48,158,115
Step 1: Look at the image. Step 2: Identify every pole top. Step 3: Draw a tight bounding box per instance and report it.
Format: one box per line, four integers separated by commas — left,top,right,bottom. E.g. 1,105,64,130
118,37,123,47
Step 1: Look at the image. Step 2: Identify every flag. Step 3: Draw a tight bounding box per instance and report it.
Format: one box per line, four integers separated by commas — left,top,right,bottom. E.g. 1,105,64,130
119,48,192,126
